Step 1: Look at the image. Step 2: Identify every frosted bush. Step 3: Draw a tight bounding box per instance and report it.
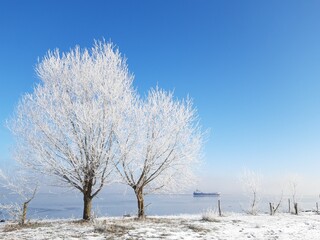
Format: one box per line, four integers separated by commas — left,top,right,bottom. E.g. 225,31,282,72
0,203,23,222
201,208,220,222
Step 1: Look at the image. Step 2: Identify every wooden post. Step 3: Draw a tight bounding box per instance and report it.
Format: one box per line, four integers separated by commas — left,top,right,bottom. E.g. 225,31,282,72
269,202,272,215
218,199,222,217
288,199,291,213
316,202,319,214
294,202,298,215
269,202,274,216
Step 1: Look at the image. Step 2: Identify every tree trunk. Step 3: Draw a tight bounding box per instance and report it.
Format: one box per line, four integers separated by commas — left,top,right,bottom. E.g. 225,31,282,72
251,191,257,214
294,202,298,215
218,199,222,217
82,175,94,220
135,188,145,219
83,194,93,220
269,202,274,216
21,202,28,225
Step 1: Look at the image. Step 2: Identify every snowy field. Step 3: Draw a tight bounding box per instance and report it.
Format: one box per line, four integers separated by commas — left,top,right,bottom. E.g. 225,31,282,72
1,213,320,239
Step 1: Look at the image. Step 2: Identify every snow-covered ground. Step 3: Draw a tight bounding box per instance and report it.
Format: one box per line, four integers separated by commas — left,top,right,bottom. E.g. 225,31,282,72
1,213,320,239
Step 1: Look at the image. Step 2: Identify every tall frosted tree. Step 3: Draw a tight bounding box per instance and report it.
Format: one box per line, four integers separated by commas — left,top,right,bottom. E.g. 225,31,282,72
116,88,203,219
9,41,134,220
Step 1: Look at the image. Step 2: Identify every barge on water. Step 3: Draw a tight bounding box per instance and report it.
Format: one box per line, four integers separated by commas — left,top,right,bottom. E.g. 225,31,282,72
193,190,220,197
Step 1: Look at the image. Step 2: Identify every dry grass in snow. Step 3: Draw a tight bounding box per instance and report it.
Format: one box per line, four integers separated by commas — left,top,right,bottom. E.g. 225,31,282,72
1,213,320,239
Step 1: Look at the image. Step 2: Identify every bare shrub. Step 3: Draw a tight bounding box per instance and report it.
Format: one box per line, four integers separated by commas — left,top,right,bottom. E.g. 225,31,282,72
240,169,262,215
201,208,220,222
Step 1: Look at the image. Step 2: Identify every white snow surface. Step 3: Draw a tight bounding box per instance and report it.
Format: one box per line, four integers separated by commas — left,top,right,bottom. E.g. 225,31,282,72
1,213,320,239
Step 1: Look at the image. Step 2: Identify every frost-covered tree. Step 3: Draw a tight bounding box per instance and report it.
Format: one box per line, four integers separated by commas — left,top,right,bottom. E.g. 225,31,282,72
0,169,38,225
240,169,262,215
287,175,300,214
9,41,134,220
116,88,203,219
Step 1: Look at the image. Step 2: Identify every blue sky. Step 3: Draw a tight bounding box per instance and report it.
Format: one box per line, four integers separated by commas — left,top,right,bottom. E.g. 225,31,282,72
1,0,320,194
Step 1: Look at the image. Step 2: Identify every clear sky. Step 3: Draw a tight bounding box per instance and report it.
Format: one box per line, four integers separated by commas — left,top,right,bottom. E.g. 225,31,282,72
1,0,320,194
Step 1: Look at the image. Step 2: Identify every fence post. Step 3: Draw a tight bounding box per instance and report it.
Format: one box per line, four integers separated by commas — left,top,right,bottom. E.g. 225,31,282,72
218,199,222,217
288,199,291,213
269,202,274,216
294,203,298,215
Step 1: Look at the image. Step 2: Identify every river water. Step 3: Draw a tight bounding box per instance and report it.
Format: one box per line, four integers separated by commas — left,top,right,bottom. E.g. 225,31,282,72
3,192,318,219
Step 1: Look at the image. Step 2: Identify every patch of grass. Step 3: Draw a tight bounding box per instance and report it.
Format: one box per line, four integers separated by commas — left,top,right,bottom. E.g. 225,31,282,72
146,217,174,224
70,219,91,225
231,219,242,223
187,224,208,233
160,232,172,237
201,208,221,222
3,222,52,232
3,223,20,232
201,216,221,223
93,221,134,237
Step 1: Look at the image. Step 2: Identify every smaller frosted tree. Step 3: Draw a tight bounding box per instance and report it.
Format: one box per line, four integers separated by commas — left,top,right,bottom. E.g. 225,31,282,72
287,174,300,214
240,169,262,215
0,169,38,225
116,88,203,219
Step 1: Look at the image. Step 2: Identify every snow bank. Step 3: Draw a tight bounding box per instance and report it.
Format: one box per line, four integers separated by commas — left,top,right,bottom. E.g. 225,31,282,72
1,213,320,239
